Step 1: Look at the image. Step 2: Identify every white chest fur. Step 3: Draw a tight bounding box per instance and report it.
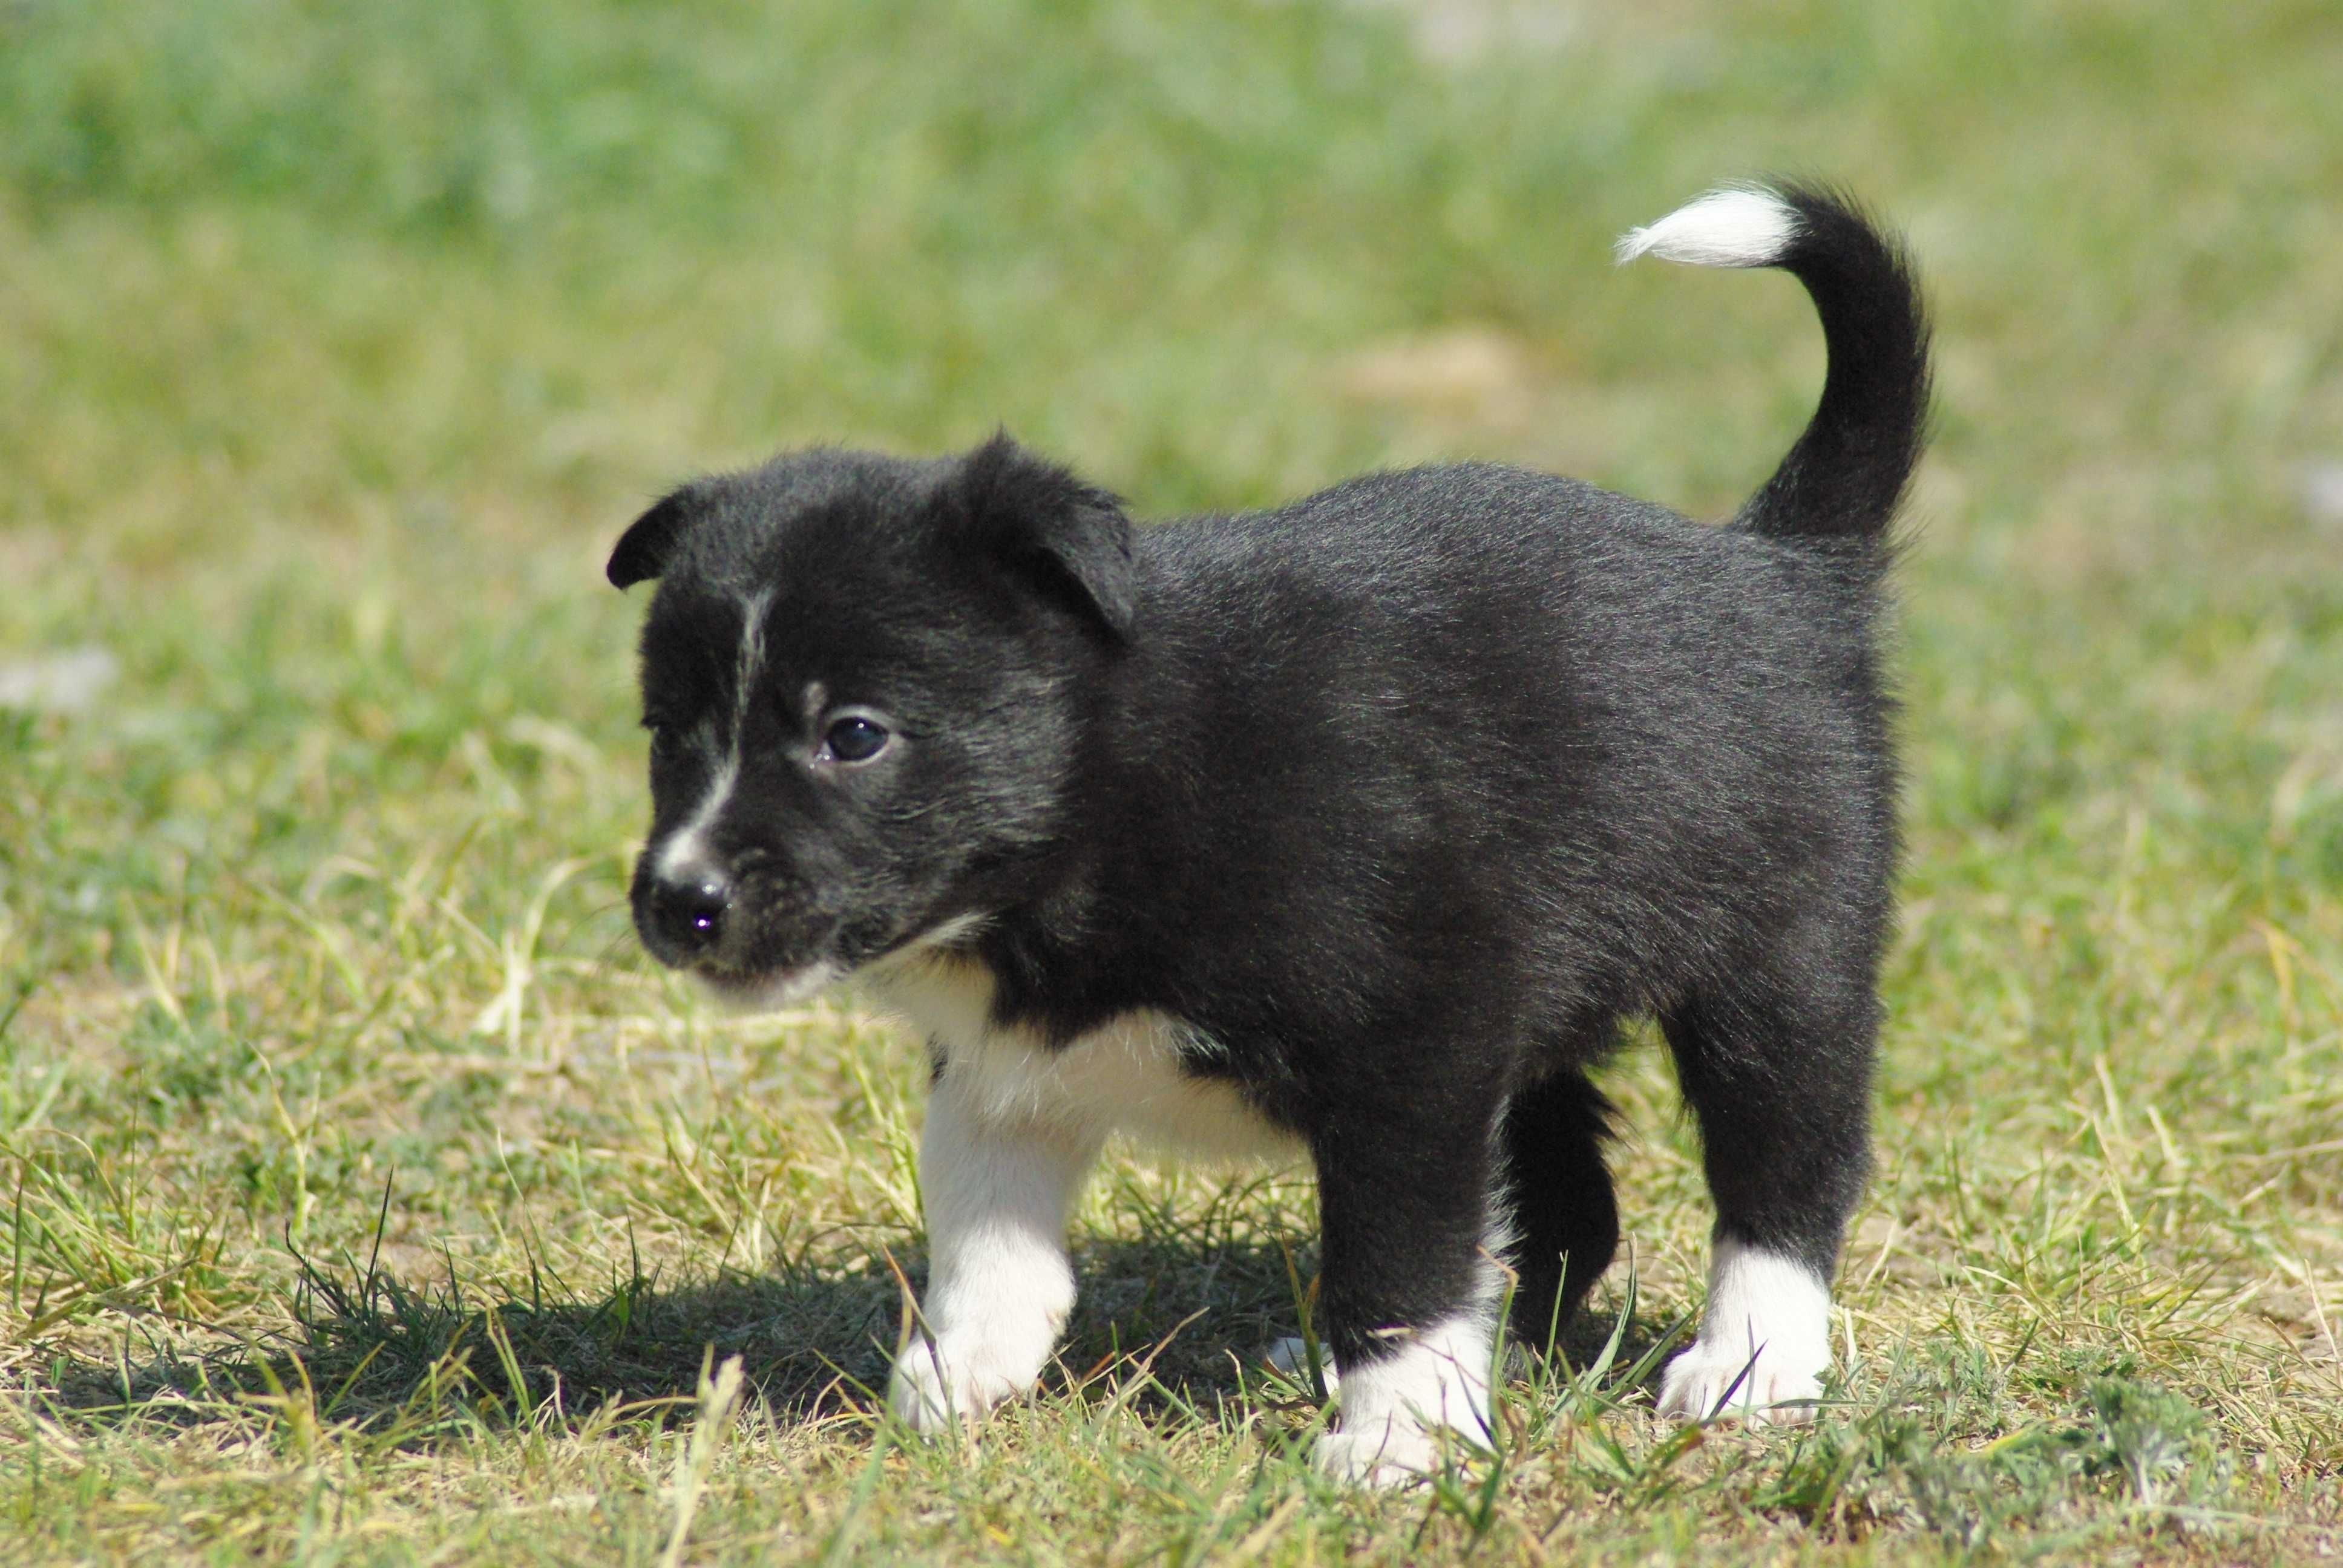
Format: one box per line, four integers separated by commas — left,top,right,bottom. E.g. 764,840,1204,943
862,954,1300,1162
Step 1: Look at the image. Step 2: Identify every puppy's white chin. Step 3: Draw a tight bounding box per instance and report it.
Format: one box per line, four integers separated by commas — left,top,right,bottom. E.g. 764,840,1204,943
689,961,841,1013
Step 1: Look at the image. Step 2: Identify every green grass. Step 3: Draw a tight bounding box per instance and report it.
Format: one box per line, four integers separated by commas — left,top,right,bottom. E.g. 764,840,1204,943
2,0,2340,1560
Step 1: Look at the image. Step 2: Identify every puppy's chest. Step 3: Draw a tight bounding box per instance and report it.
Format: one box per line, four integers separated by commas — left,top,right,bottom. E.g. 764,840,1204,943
864,958,1300,1161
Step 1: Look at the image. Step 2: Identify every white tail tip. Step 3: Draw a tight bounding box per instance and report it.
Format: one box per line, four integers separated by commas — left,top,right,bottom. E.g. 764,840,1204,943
1614,188,1799,269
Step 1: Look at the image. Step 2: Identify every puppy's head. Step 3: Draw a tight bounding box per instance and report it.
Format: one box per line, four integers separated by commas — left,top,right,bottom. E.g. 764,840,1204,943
608,435,1132,1005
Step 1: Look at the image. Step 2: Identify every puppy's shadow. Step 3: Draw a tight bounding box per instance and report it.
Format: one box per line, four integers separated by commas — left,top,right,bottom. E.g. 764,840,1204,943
30,1235,1676,1437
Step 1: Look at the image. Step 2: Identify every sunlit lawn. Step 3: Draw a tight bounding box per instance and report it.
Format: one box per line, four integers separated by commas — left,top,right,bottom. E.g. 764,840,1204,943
1,1,2339,1561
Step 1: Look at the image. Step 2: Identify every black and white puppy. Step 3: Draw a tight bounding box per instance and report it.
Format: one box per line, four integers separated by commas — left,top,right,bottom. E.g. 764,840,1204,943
608,185,1928,1484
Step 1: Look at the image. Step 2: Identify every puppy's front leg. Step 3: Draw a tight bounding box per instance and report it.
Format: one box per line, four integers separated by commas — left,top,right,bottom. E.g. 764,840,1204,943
1307,1085,1506,1486
887,1071,1100,1432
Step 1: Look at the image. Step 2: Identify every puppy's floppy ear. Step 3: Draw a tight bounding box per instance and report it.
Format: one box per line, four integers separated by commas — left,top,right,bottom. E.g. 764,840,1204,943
955,433,1135,639
606,488,701,590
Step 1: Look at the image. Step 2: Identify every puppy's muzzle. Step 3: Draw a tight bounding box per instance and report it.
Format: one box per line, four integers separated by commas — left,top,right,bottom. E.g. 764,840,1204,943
644,869,731,959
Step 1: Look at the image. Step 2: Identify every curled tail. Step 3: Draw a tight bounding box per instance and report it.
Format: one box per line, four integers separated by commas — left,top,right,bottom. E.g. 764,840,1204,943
1617,183,1931,552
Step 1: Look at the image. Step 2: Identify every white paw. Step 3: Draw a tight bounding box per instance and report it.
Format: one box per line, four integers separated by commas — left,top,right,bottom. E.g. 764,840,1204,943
1311,1315,1494,1486
1263,1337,1341,1391
1656,1342,1823,1425
1314,1420,1443,1487
886,1332,1047,1432
1657,1238,1833,1426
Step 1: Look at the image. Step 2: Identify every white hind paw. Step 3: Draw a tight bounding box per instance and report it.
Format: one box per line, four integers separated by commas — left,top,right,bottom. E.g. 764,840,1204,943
1658,1238,1832,1426
1657,1342,1823,1425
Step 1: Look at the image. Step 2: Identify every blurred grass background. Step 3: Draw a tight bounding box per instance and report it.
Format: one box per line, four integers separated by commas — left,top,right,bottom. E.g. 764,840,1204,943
1,0,2339,1561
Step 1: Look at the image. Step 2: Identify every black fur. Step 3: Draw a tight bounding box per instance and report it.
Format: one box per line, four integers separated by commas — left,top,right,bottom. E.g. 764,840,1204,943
1737,186,1933,546
614,186,1927,1373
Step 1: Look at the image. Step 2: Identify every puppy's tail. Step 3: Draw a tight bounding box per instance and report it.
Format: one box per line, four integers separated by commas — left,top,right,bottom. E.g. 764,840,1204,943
1617,183,1930,555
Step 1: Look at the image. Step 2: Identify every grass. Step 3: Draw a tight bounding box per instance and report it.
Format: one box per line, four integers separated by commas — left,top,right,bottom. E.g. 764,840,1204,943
2,0,2339,1560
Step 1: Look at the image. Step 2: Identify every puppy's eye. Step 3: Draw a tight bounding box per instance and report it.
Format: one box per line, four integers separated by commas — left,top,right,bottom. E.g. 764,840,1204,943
820,715,890,763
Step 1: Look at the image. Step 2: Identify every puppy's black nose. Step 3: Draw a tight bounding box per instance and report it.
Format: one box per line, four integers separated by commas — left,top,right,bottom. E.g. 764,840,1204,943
649,874,730,956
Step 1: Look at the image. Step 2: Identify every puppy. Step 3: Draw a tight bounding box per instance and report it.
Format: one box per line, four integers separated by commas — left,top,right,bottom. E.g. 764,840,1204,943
608,184,1928,1485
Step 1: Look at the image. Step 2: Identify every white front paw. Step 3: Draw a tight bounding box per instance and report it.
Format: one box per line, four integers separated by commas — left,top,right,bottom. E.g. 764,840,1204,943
1656,1341,1824,1425
1314,1420,1442,1487
886,1331,1049,1432
1311,1315,1493,1486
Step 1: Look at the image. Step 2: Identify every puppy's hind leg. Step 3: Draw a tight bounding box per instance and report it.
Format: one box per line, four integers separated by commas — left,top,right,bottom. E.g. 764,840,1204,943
887,1071,1101,1432
1500,1066,1620,1357
1658,959,1877,1426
